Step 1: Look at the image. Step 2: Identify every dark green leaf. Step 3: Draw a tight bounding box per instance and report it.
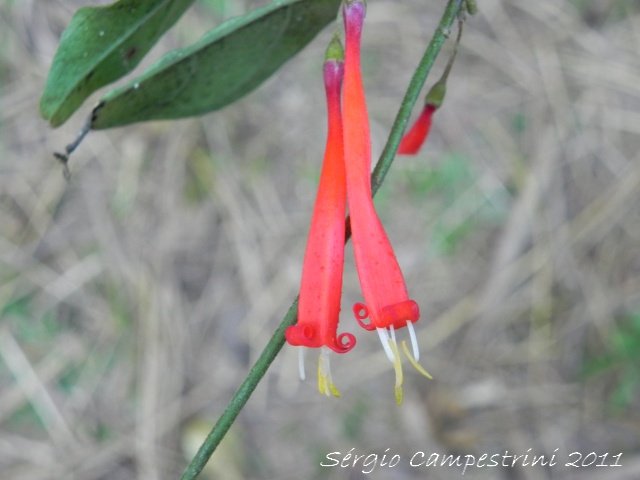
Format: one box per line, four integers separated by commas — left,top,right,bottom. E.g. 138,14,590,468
90,0,341,130
40,0,195,127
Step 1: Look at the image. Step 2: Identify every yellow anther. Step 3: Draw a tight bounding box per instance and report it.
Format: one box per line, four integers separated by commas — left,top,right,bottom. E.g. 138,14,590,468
401,341,433,379
395,385,403,406
388,338,404,405
329,383,341,398
317,351,340,398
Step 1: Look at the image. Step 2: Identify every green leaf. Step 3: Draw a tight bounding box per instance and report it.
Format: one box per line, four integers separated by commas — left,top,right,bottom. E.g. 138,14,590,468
40,0,196,127
90,0,341,130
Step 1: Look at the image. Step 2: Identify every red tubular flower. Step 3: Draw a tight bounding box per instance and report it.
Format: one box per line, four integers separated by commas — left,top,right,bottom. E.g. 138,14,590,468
342,0,431,404
285,37,354,397
343,0,418,333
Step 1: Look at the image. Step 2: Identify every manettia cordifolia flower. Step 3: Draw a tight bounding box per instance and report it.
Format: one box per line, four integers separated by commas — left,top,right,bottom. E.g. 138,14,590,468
398,21,462,155
342,0,432,405
285,36,355,398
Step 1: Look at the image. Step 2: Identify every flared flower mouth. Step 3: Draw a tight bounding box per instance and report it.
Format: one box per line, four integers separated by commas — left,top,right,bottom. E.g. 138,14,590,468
286,324,355,354
353,300,420,332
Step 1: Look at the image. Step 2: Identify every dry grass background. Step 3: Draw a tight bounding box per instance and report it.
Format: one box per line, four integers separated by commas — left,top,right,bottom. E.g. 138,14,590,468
1,0,640,479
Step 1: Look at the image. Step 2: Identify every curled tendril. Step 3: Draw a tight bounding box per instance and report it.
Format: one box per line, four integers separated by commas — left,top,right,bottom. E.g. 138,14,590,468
333,332,356,353
353,303,375,330
285,325,355,354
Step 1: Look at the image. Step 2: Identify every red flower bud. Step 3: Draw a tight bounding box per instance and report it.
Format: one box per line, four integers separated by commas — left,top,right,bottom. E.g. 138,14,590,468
397,104,436,155
398,21,462,156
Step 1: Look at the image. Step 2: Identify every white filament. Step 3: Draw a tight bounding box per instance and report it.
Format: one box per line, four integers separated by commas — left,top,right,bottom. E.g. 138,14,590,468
406,320,420,361
377,328,396,362
389,324,397,345
320,347,332,376
298,347,306,381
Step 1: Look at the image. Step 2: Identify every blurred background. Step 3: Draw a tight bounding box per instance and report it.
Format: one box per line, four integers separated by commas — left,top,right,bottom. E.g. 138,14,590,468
1,0,640,478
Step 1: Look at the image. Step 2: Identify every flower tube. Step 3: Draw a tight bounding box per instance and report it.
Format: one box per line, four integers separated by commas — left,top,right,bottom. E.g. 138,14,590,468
285,36,354,397
342,0,430,404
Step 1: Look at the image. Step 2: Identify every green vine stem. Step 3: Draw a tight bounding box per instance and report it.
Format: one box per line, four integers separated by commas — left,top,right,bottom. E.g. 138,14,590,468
180,1,464,479
180,299,299,480
372,0,464,196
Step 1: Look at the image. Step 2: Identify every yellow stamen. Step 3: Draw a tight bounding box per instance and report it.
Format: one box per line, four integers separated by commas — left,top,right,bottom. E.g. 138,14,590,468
329,382,341,398
401,341,433,379
388,338,404,405
317,351,340,398
317,354,329,396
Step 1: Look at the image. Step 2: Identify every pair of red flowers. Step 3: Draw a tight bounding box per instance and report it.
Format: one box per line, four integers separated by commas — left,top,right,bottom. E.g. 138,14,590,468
285,0,433,405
